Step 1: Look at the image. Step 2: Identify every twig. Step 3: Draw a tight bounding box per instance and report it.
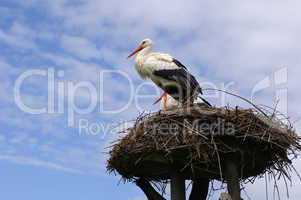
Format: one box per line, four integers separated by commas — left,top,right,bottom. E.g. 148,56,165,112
203,88,269,118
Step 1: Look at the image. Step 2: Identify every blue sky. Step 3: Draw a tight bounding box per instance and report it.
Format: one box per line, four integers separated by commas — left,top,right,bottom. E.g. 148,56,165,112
0,0,301,199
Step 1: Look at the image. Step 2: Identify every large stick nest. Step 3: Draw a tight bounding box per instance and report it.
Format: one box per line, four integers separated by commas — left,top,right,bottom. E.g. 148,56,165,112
107,104,301,183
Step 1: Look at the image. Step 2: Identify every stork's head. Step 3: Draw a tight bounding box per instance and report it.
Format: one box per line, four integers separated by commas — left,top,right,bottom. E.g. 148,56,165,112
127,38,153,59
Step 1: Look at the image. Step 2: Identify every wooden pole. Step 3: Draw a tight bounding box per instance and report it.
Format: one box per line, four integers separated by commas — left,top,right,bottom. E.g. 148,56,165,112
170,173,186,200
189,178,210,200
135,178,166,200
224,159,241,200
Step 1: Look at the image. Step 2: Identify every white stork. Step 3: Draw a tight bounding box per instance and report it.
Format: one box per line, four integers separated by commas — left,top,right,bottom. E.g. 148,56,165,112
128,38,211,109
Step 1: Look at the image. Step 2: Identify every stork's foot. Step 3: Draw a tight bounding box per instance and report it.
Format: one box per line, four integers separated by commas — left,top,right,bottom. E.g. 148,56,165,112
153,92,168,110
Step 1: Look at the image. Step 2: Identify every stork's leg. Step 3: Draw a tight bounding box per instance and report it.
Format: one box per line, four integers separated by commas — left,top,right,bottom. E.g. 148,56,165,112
135,178,166,200
163,93,168,110
189,178,210,200
153,92,168,110
153,92,167,105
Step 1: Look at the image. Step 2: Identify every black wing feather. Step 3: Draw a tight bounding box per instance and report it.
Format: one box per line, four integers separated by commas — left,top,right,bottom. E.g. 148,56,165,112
152,58,211,105
171,58,203,94
172,58,187,69
153,68,202,103
153,68,202,95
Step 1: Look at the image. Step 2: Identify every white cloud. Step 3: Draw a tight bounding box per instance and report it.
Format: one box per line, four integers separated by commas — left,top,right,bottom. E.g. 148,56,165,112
0,154,82,174
60,35,100,60
0,22,37,50
38,0,301,89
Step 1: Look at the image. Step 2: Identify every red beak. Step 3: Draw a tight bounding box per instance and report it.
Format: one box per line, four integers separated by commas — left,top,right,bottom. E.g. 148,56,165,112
127,45,144,59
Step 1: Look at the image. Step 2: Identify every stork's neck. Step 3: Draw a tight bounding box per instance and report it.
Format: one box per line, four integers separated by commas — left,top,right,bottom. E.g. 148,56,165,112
135,46,152,64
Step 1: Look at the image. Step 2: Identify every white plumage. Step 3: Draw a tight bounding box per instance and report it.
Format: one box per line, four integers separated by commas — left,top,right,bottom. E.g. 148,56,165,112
135,50,178,80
